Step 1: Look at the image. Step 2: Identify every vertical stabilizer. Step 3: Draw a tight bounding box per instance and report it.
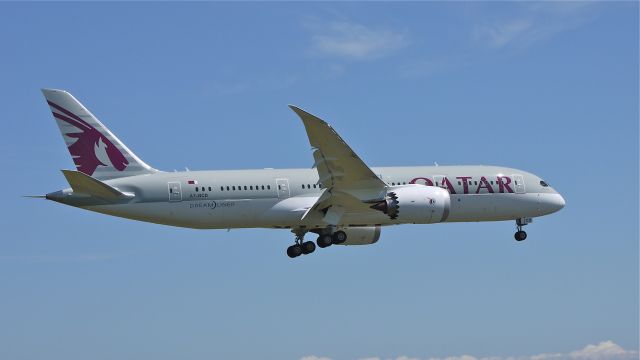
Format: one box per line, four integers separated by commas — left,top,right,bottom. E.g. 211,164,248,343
42,89,158,180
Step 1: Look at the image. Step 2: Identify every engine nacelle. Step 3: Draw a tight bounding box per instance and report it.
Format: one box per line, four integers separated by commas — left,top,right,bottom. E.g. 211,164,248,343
339,226,382,245
370,184,450,224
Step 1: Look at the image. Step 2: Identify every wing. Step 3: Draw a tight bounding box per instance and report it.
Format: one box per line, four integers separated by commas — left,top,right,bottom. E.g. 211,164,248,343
289,105,386,190
289,105,387,225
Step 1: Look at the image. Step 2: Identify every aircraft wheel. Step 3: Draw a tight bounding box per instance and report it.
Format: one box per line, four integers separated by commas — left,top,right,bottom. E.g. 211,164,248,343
301,241,316,255
514,230,527,241
332,230,347,244
317,235,333,248
287,244,303,258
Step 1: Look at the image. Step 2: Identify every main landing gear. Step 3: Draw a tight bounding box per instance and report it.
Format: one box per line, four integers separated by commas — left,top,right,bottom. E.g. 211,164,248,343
286,231,316,258
287,229,348,258
514,217,532,241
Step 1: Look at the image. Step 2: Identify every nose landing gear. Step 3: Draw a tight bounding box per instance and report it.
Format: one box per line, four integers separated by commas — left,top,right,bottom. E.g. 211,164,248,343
514,217,532,241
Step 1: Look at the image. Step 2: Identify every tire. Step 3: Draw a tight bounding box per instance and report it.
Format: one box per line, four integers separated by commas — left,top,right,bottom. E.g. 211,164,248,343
287,244,303,258
332,230,347,244
302,241,316,254
514,231,527,241
317,235,332,248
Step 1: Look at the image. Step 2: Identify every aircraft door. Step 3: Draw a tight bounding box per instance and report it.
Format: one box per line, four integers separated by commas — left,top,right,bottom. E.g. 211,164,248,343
276,178,290,198
512,174,526,194
168,182,182,202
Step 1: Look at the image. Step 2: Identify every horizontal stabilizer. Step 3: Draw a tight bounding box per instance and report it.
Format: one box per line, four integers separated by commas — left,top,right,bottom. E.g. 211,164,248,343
61,170,133,200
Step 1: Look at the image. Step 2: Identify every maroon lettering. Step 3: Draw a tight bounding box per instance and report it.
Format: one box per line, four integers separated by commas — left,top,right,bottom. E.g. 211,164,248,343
410,177,434,186
440,177,457,194
476,176,494,194
497,176,514,193
456,176,472,194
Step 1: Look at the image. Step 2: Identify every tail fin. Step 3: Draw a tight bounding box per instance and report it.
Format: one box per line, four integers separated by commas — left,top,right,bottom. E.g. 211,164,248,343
41,89,157,180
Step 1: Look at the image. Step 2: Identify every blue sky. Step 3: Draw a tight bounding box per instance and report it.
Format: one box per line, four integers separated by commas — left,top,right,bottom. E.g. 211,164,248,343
0,2,638,360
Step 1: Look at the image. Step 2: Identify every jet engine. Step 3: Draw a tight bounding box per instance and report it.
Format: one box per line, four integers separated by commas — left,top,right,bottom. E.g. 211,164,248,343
339,226,382,245
369,184,450,223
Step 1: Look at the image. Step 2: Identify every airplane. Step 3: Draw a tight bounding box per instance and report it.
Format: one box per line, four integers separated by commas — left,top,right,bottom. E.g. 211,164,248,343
37,89,565,258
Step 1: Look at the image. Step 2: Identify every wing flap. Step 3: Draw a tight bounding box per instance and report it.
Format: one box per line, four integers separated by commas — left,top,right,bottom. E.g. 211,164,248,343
323,205,346,225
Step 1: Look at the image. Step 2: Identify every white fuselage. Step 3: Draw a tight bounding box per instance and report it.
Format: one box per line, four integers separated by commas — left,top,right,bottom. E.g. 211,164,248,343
49,165,565,230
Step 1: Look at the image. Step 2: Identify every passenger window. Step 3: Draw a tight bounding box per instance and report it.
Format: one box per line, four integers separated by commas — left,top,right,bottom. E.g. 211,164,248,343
244,186,247,190
220,186,224,191
232,186,236,191
208,187,212,191
226,186,230,191
250,186,253,190
195,187,198,192
458,181,461,185
267,185,271,190
278,185,281,190
301,185,305,189
261,185,265,190
313,184,316,188
474,181,478,185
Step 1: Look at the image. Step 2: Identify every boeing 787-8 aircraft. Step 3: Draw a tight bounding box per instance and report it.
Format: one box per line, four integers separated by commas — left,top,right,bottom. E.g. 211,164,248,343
38,89,565,258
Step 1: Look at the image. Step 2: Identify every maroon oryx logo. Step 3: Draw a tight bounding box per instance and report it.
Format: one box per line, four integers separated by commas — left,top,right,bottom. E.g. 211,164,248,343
48,101,128,175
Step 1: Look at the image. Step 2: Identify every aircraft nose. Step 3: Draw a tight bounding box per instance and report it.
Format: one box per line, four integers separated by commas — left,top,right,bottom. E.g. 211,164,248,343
544,193,565,213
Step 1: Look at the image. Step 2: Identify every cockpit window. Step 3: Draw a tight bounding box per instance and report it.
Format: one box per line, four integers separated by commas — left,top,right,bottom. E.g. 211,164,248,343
540,180,549,187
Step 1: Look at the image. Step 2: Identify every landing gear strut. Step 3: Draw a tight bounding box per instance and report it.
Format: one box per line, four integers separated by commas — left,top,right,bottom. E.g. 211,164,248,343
514,217,531,241
287,230,316,258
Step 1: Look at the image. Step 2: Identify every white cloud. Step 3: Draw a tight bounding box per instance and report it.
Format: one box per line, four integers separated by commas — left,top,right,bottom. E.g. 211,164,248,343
304,341,637,360
529,352,566,360
300,356,332,360
430,356,479,360
477,19,533,48
474,2,598,49
569,341,638,360
310,21,408,60
363,341,639,360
